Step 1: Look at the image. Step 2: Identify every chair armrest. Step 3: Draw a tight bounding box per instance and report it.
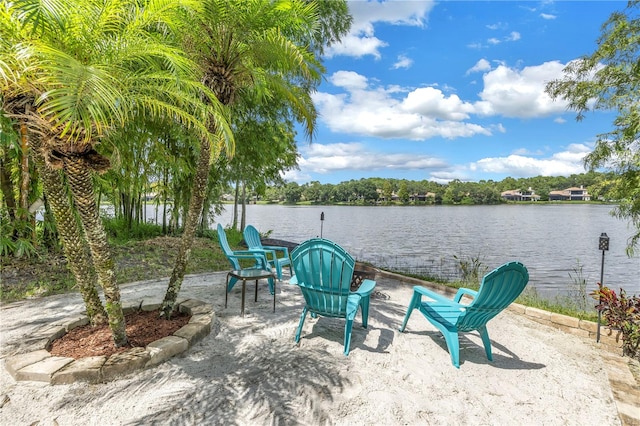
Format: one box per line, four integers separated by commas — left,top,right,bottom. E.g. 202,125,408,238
228,252,270,268
413,286,454,304
228,253,264,260
233,249,264,256
261,245,290,258
248,248,278,260
353,279,376,298
454,287,478,303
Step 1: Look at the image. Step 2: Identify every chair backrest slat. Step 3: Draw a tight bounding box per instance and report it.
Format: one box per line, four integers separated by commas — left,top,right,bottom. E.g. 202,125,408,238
457,261,528,331
217,224,240,270
244,225,262,250
291,238,355,318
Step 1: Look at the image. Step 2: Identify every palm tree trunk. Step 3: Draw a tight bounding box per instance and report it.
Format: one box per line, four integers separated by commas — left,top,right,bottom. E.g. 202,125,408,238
63,156,127,346
240,182,246,232
19,122,29,223
161,140,211,318
232,180,239,230
31,139,107,325
0,148,17,223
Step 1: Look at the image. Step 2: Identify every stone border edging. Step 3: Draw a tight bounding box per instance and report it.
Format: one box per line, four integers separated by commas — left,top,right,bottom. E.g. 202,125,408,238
4,298,216,385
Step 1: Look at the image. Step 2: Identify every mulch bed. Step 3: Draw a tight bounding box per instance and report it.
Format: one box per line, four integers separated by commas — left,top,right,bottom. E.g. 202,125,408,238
49,309,190,359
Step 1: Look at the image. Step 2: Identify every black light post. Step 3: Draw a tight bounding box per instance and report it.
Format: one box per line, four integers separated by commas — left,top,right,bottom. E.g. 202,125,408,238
596,232,609,343
320,212,325,238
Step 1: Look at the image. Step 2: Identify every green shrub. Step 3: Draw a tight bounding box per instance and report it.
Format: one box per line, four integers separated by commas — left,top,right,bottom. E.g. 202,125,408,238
104,218,164,243
592,286,640,360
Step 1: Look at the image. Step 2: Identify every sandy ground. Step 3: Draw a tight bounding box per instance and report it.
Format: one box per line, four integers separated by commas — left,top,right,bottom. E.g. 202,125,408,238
0,271,621,425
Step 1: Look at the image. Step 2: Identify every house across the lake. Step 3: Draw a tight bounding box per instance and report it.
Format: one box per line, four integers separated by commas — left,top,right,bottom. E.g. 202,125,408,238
548,186,591,201
501,188,540,202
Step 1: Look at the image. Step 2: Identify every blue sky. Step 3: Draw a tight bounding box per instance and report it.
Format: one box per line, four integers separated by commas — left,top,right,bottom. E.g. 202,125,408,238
284,0,625,185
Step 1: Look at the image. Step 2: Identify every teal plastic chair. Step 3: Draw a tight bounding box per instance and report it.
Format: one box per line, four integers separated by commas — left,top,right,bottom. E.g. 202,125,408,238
243,224,293,280
217,224,275,294
290,238,376,356
399,261,529,368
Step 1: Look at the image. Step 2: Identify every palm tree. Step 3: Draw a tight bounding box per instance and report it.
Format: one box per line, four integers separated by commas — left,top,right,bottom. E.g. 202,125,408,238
159,0,328,317
1,0,229,346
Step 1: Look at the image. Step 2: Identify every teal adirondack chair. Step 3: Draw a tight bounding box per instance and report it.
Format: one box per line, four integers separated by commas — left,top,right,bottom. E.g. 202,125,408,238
217,224,275,294
243,224,293,280
290,238,376,356
399,261,529,368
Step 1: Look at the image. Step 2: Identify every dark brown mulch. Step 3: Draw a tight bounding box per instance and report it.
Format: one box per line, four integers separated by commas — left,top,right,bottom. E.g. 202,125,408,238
49,309,190,359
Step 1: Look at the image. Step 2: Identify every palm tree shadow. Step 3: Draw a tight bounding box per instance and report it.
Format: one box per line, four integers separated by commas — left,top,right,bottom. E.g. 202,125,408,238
122,307,352,425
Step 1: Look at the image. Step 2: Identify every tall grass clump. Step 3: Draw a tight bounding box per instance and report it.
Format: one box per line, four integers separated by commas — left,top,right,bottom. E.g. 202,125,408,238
453,253,487,286
104,218,165,244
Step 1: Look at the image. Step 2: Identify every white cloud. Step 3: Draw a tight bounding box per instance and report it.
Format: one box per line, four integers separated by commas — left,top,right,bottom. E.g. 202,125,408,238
477,61,569,118
282,168,311,183
313,71,494,140
325,1,435,58
401,87,475,121
470,144,591,177
297,142,449,175
487,31,520,45
466,59,492,74
348,0,433,29
314,58,582,142
329,70,369,90
325,34,388,59
507,31,521,41
392,54,413,69
540,13,557,20
487,22,507,31
430,169,470,184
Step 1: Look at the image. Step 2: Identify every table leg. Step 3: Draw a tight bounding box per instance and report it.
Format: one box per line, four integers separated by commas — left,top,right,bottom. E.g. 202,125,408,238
225,274,230,308
273,279,276,313
241,279,246,317
255,279,259,302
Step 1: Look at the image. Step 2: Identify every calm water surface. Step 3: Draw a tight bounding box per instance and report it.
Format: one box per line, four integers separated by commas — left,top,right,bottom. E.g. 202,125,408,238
214,204,639,299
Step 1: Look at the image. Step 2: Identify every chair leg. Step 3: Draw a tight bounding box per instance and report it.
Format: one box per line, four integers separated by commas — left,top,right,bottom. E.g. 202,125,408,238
399,291,421,332
360,297,371,328
274,262,283,280
441,330,461,368
267,276,275,295
227,276,238,292
295,306,309,343
344,318,354,356
478,325,493,361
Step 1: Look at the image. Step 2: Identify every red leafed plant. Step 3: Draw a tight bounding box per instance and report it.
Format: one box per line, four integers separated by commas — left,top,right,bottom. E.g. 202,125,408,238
592,285,640,360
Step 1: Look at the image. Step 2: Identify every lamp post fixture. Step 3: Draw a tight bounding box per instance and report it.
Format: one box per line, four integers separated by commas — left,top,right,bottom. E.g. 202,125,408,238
596,232,609,343
320,211,325,238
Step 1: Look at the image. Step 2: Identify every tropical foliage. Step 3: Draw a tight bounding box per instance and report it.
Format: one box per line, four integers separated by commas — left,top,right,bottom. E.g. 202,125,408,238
592,286,640,360
158,0,351,318
546,1,640,256
1,0,347,344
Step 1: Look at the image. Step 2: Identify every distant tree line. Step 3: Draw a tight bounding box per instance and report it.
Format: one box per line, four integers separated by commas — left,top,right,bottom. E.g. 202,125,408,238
260,171,619,205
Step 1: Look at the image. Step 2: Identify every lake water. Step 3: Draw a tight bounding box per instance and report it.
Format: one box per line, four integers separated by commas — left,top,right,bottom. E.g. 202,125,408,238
212,204,639,300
